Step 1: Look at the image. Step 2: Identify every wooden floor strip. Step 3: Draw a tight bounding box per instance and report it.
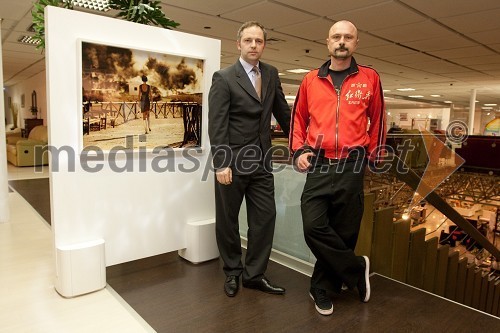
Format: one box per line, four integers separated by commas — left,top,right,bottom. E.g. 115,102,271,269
107,252,500,332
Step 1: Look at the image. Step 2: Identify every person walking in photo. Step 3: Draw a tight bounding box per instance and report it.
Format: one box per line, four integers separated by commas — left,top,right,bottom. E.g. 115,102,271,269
208,21,291,297
290,20,386,315
138,75,152,134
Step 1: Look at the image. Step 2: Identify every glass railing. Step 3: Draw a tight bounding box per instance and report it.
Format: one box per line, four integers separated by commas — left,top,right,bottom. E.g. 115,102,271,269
238,164,313,262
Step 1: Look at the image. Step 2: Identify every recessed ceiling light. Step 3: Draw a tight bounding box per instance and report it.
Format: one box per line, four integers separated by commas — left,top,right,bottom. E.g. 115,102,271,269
430,94,441,97
278,72,285,76
286,68,310,74
68,0,110,12
383,89,391,92
482,106,493,110
285,96,296,100
484,103,497,106
487,112,491,115
396,88,415,91
444,101,453,104
17,35,40,45
408,95,424,98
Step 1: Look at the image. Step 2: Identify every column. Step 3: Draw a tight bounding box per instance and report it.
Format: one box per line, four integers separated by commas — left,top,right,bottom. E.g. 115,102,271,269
468,89,476,135
0,19,10,223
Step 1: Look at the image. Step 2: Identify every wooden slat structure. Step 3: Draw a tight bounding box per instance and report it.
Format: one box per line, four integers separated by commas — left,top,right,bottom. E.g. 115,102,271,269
444,251,459,300
362,205,499,317
406,228,426,289
370,207,395,277
471,269,483,309
434,244,450,296
423,237,438,292
455,258,468,303
358,153,500,317
391,219,410,282
493,281,500,316
354,193,375,258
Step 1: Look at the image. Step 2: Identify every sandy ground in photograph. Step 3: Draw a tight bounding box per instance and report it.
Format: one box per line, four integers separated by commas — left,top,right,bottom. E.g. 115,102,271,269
83,117,193,150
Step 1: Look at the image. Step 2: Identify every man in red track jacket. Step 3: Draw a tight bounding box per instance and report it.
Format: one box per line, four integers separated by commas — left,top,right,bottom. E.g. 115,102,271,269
290,20,386,316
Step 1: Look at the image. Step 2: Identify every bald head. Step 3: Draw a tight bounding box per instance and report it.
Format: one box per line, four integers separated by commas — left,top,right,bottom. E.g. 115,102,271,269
328,20,358,40
326,20,359,62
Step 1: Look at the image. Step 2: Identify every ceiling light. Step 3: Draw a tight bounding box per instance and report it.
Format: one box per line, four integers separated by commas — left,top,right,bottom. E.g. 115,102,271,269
484,103,497,106
487,112,491,115
65,0,110,11
383,89,391,92
17,35,41,45
278,72,285,76
430,94,441,97
396,88,415,91
482,106,493,110
267,37,285,45
285,96,296,100
286,68,310,74
444,101,453,104
408,95,424,98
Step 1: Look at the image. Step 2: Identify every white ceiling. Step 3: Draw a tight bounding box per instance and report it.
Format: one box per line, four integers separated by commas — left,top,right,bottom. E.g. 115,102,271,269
2,0,500,111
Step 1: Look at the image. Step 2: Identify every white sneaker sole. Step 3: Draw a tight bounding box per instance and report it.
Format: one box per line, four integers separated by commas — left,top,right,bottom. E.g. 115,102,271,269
309,292,333,315
361,255,371,302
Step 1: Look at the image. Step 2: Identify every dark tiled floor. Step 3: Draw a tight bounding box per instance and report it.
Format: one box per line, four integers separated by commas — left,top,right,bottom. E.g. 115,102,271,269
9,178,51,224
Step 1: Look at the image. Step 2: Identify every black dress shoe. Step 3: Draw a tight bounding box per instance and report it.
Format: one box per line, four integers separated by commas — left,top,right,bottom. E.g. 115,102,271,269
224,275,239,297
243,277,285,295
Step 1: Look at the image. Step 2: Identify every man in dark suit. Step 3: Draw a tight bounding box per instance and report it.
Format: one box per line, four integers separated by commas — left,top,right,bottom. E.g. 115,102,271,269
208,21,291,297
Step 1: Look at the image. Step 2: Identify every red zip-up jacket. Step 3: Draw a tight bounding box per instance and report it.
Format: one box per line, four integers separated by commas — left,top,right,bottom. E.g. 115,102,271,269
290,58,386,162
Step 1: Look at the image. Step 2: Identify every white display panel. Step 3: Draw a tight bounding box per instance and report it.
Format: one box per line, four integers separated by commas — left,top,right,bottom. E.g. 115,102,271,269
45,7,219,266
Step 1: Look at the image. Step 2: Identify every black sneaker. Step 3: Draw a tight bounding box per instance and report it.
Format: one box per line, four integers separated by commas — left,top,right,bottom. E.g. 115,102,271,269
357,256,371,302
309,287,333,315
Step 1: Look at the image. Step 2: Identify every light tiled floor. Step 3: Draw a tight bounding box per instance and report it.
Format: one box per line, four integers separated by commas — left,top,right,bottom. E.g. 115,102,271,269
1,164,154,332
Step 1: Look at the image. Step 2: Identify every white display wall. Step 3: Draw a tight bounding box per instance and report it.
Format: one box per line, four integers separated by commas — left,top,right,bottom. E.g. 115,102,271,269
45,7,219,266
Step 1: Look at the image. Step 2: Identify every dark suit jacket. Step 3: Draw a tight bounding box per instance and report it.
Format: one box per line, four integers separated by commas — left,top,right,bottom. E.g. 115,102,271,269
208,60,291,174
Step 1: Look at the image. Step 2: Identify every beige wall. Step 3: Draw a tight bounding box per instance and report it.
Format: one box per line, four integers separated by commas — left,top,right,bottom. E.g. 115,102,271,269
4,70,46,128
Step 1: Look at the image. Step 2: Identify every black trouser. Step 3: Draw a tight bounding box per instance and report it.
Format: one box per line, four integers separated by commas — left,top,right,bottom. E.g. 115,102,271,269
301,159,366,292
214,164,276,283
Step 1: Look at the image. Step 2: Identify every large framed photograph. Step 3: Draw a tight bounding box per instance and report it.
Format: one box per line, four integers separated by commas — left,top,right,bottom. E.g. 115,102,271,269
80,41,204,150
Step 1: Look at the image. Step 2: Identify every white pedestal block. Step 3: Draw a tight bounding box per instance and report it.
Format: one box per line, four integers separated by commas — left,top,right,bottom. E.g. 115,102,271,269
55,239,106,298
178,218,219,263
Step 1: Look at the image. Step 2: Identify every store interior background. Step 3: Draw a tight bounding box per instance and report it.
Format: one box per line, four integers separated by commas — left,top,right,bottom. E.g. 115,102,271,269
1,0,500,328
3,0,500,134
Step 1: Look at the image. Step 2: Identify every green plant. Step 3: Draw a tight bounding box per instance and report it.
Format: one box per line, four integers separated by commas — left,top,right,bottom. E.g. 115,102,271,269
32,0,73,50
109,0,179,29
31,0,179,50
